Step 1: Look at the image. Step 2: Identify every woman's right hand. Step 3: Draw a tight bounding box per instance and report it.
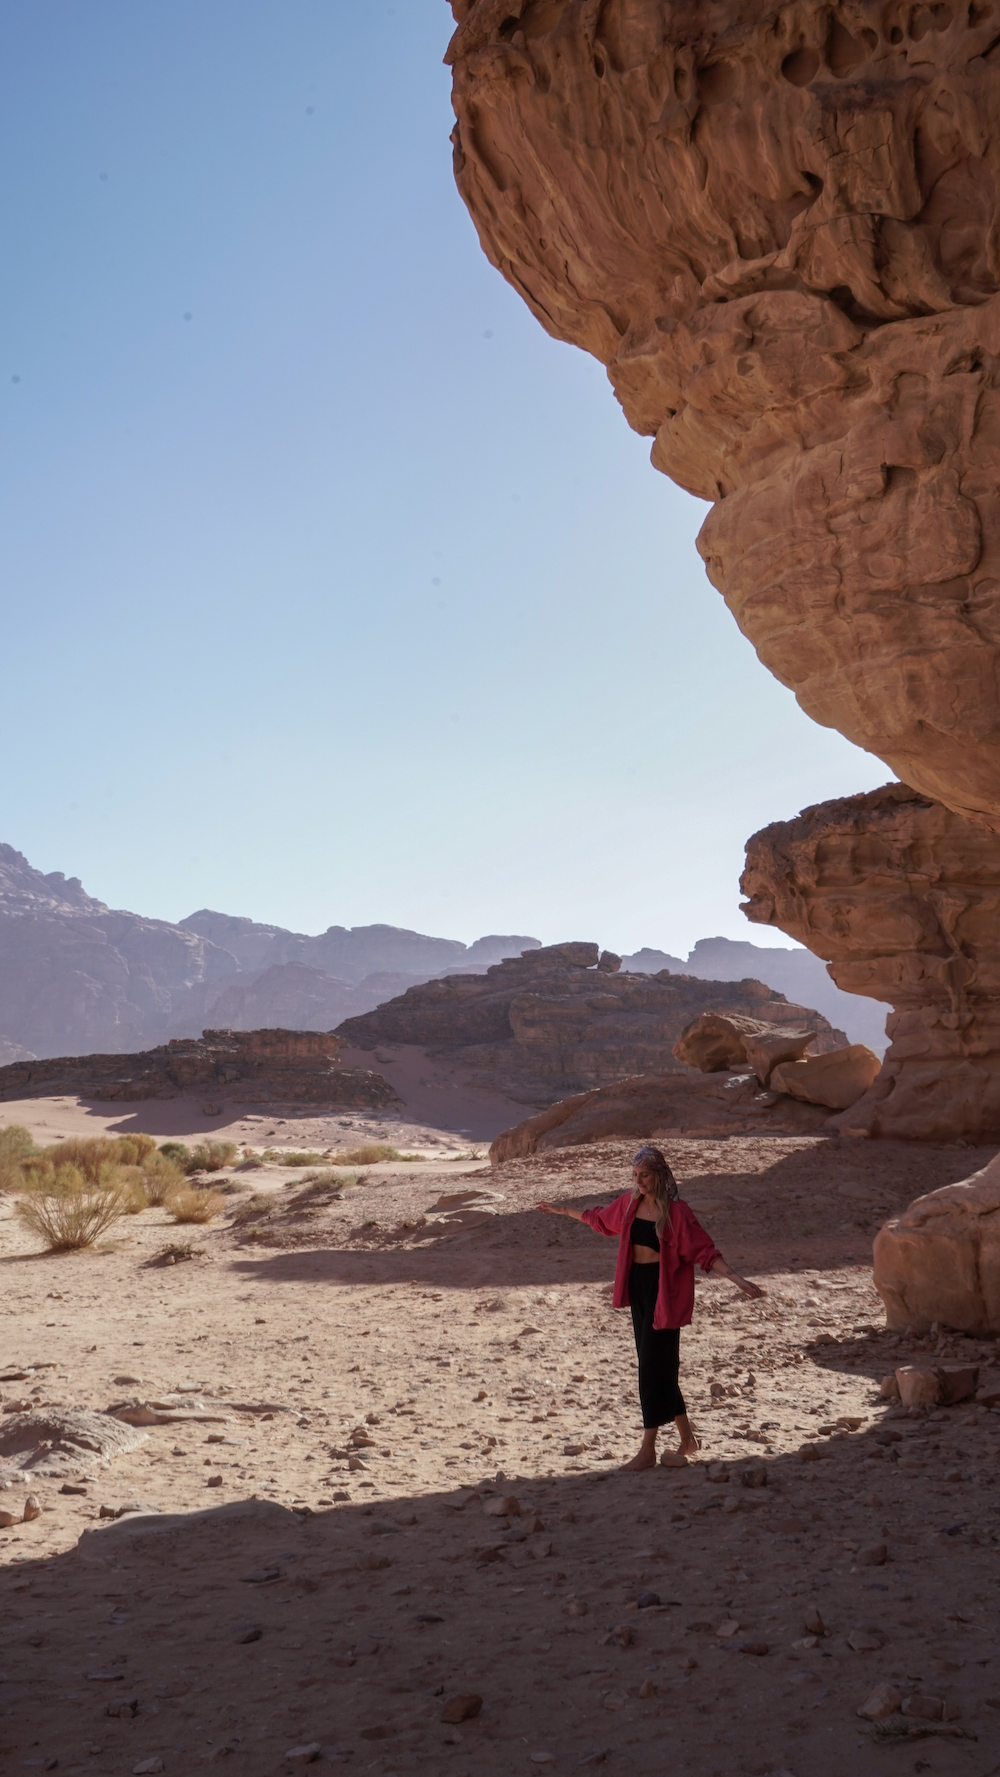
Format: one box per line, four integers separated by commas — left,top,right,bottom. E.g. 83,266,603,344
535,1200,561,1215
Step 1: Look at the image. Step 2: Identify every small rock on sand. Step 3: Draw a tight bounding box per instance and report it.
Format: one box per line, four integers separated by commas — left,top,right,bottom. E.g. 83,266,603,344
441,1694,482,1723
284,1744,322,1762
858,1682,902,1720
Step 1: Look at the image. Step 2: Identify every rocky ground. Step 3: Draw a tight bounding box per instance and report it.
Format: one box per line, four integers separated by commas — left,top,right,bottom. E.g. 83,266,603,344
2,1118,999,1776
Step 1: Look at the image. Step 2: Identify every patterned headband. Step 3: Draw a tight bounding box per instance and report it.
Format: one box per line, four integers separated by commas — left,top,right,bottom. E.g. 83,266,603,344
632,1145,679,1198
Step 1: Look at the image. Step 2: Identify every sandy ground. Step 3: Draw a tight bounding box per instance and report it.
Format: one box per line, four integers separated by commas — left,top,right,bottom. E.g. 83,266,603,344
2,1111,1000,1776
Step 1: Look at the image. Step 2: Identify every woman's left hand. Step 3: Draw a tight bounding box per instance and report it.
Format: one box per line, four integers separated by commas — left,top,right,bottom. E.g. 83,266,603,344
735,1276,765,1300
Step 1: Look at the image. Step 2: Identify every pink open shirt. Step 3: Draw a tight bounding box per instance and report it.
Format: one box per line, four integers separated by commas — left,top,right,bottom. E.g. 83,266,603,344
581,1191,721,1329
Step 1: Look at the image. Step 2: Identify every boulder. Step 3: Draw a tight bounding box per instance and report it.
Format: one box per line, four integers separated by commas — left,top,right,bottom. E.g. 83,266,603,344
488,1070,831,1161
873,1152,1000,1333
0,1408,148,1476
741,1028,817,1087
770,1046,881,1111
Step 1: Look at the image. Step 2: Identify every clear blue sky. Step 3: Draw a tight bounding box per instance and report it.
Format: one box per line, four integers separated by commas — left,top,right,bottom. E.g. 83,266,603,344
0,2,889,955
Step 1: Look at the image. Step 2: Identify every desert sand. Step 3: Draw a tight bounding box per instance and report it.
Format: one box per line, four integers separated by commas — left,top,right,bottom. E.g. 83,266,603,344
2,1095,999,1773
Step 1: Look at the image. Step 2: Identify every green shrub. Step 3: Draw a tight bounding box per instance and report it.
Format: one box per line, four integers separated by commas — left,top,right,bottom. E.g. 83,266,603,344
159,1140,192,1169
262,1148,325,1167
28,1133,157,1186
189,1140,237,1173
0,1125,37,1191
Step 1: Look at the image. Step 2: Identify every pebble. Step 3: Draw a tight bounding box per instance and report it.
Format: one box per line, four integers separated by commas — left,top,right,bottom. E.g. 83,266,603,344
857,1543,887,1566
659,1452,687,1469
716,1620,741,1638
857,1681,902,1720
133,1761,164,1774
847,1627,885,1652
483,1495,520,1517
638,1679,657,1699
902,1694,944,1720
0,1509,15,1528
22,1495,40,1519
206,1474,223,1488
284,1744,322,1763
803,1607,826,1636
441,1694,482,1723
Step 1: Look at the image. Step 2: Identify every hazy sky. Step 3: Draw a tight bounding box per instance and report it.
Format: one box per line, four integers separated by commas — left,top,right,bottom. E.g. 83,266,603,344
1,3,889,955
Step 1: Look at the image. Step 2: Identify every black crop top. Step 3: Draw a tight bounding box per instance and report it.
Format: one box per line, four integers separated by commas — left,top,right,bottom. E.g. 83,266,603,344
630,1216,660,1252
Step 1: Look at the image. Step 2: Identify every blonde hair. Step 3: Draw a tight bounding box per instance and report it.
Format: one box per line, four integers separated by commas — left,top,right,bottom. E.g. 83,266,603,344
631,1144,679,1240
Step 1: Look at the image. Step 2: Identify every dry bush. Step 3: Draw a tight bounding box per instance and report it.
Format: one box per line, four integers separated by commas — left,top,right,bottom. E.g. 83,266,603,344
236,1148,265,1170
230,1192,275,1229
140,1154,186,1206
169,1185,226,1224
28,1133,157,1186
189,1140,237,1173
262,1148,325,1167
326,1142,417,1166
0,1124,37,1191
16,1163,131,1251
118,1166,150,1214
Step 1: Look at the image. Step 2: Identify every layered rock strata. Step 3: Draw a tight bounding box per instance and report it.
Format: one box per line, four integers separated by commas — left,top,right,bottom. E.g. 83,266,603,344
338,941,845,1103
449,2,1000,827
0,1028,398,1109
741,782,1000,1139
673,1011,818,1078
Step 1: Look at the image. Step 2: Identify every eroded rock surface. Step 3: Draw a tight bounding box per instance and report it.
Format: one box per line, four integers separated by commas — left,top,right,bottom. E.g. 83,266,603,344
449,3,1000,826
874,1150,1000,1331
0,1408,148,1477
674,1011,820,1079
488,1069,830,1160
742,782,1000,1138
339,942,844,1103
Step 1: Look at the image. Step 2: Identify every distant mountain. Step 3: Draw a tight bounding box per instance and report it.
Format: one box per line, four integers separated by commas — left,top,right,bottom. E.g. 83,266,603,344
0,840,888,1064
621,936,887,1053
0,843,541,1060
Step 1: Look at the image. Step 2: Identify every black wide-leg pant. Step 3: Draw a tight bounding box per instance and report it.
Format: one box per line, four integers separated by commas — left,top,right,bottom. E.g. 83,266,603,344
629,1263,686,1428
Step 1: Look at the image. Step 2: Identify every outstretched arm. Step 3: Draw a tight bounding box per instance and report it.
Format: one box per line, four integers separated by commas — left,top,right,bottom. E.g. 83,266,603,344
536,1201,585,1221
708,1254,765,1300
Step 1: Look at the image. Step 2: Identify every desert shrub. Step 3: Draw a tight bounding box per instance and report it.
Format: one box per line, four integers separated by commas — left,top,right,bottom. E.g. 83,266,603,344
189,1140,237,1173
110,1133,157,1165
262,1148,325,1167
150,1240,203,1265
326,1142,416,1166
16,1163,131,1251
30,1134,157,1186
169,1185,226,1224
159,1140,192,1170
140,1154,186,1206
236,1148,265,1170
0,1125,37,1191
231,1192,275,1228
117,1166,150,1214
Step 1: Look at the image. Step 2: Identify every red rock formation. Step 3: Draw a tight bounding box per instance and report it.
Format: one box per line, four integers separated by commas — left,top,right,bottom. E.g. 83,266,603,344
488,1068,830,1161
338,941,845,1103
874,1151,1000,1332
448,4,1000,828
0,1028,398,1109
741,782,1000,1139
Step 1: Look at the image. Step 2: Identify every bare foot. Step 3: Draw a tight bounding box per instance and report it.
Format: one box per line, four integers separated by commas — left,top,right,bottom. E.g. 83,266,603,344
678,1432,700,1457
620,1447,657,1472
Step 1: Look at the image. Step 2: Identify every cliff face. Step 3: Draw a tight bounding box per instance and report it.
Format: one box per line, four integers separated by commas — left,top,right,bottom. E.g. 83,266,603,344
0,843,541,1059
448,3,1000,828
337,940,845,1102
741,782,1000,1139
0,1027,398,1109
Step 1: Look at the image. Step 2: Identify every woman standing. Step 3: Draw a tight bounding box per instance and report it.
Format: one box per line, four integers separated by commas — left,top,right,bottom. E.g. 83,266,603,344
536,1144,764,1471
